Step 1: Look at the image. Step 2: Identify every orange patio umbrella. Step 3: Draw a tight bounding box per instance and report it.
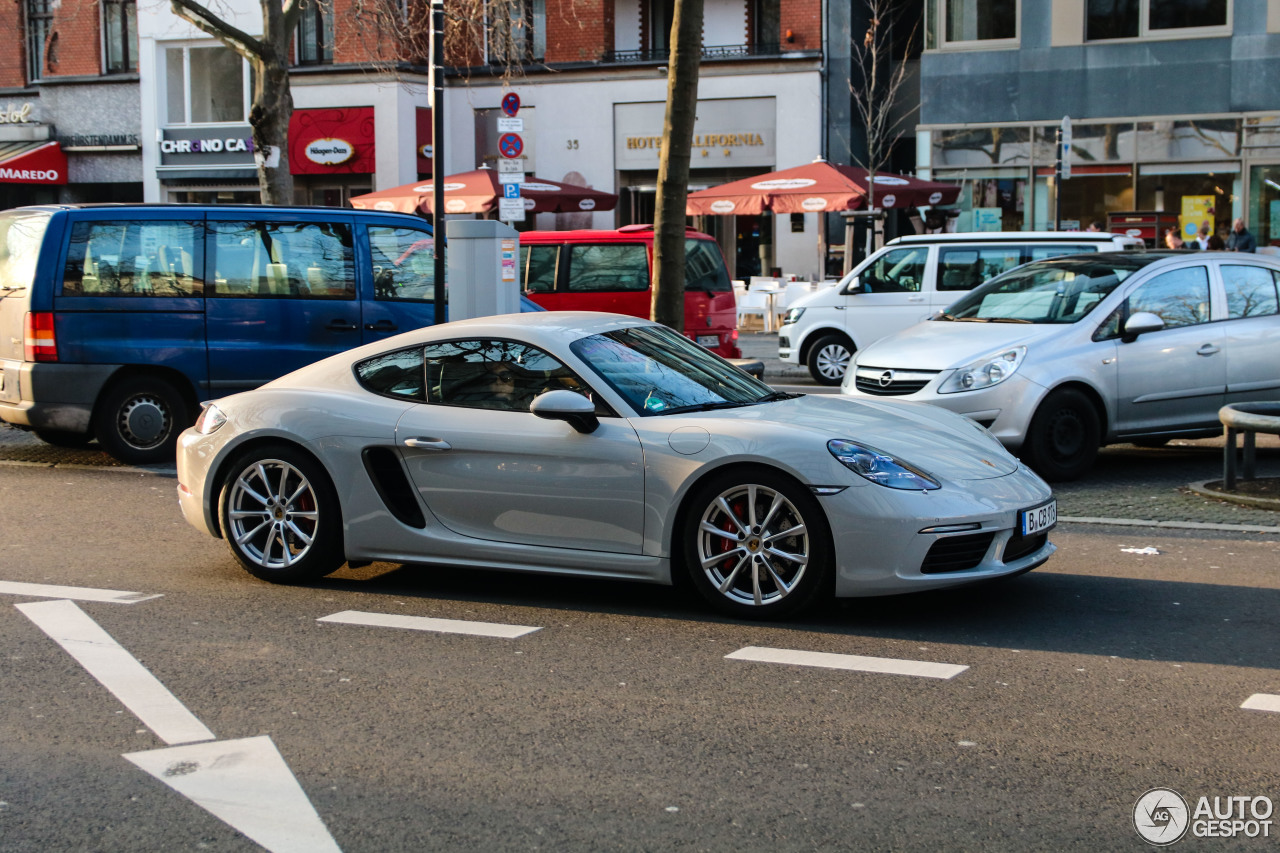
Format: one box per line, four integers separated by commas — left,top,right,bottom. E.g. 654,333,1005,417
686,159,960,216
349,168,618,216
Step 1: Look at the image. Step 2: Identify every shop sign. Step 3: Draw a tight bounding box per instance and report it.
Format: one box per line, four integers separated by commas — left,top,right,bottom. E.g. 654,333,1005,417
160,137,252,154
0,103,35,124
304,138,355,166
615,98,776,170
158,126,256,169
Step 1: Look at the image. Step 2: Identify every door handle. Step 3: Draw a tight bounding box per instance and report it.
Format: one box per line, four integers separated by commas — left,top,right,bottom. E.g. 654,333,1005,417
1196,344,1221,356
364,320,398,332
403,437,451,451
326,320,359,331
907,295,925,302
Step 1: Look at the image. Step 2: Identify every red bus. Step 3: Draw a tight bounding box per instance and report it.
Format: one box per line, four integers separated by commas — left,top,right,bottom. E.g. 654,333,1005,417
519,225,742,359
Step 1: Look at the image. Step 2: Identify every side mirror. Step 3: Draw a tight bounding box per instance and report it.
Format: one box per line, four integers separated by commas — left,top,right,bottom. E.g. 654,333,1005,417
530,389,599,434
1121,311,1165,343
840,276,862,295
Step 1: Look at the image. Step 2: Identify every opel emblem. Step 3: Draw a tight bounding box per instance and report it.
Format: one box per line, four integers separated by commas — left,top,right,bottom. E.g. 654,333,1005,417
878,370,894,387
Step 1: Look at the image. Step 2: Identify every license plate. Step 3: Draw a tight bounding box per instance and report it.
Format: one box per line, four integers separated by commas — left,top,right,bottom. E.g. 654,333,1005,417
1020,500,1057,536
696,335,720,347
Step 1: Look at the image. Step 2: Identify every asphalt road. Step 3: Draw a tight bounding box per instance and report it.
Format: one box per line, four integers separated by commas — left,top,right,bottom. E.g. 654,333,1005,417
2,450,1279,851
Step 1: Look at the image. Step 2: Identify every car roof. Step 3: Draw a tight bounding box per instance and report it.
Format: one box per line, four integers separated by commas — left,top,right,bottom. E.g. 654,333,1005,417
519,226,716,243
8,202,426,221
888,231,1137,245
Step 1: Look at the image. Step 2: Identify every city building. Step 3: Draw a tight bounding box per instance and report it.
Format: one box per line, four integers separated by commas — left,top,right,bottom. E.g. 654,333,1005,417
918,0,1280,247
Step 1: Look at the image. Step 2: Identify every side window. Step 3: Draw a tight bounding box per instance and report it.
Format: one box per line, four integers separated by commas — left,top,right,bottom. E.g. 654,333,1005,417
937,246,1022,292
522,245,558,293
368,226,436,301
861,248,925,293
684,239,731,292
566,244,649,292
354,347,426,401
1128,266,1211,329
209,221,354,298
1221,265,1280,319
429,339,598,414
62,220,202,296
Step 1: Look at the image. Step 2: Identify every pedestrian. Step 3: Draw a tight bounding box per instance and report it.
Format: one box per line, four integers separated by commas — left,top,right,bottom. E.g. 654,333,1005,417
1226,218,1258,252
1207,234,1226,250
1196,222,1212,249
1164,228,1189,250
1086,220,1105,233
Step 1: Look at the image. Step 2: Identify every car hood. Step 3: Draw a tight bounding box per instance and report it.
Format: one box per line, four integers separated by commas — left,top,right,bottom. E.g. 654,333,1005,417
696,393,1019,480
856,320,1061,370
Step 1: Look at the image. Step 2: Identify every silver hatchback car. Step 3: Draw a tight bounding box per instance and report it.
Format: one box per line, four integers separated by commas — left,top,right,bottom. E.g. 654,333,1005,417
842,251,1280,480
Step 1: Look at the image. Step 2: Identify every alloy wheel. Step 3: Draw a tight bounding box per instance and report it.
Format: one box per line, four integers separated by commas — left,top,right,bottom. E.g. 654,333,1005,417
695,483,811,608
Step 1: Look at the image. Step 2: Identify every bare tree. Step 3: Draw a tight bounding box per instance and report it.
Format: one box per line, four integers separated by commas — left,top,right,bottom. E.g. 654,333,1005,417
650,0,704,331
846,0,919,262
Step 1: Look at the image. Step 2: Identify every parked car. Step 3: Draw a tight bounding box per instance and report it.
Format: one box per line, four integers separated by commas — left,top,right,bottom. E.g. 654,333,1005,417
519,225,743,360
175,311,1056,620
778,231,1145,384
841,251,1280,480
0,203,540,464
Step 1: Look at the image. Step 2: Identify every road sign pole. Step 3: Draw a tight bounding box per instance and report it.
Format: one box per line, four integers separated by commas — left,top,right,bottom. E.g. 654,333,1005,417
431,0,446,322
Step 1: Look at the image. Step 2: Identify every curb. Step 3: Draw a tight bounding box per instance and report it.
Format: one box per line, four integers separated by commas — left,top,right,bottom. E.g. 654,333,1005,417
1187,479,1280,512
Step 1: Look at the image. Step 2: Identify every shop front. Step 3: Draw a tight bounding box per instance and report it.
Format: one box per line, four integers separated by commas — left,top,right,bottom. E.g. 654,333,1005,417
0,102,66,209
288,106,376,206
923,116,1280,248
156,125,259,203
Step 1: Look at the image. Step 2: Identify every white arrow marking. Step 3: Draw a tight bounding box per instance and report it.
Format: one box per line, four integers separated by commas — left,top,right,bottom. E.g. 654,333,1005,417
124,736,341,853
1241,693,1280,713
0,580,160,604
726,646,969,680
17,599,215,744
318,609,541,638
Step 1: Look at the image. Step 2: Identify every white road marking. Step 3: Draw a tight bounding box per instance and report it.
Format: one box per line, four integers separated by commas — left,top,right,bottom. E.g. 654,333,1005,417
16,599,215,745
726,646,969,680
318,610,541,638
0,580,160,604
125,736,341,853
1241,694,1280,713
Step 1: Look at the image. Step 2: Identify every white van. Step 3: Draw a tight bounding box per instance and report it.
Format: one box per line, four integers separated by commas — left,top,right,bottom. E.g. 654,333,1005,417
777,232,1145,384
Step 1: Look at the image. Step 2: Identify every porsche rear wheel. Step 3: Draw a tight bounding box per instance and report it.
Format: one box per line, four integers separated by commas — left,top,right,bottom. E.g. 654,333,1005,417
683,470,832,619
218,445,344,583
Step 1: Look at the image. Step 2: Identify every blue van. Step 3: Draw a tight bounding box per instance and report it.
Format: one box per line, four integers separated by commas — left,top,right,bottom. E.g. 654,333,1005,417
0,204,529,464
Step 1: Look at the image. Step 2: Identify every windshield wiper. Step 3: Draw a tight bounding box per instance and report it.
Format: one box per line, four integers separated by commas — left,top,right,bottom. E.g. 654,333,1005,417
756,391,801,402
659,400,752,415
987,317,1033,324
935,312,956,321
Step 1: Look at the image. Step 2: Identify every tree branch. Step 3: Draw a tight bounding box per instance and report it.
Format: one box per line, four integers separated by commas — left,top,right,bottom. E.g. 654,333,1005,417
169,0,270,61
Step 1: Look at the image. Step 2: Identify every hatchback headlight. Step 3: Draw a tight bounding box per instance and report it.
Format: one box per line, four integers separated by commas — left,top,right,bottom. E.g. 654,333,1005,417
938,346,1026,395
828,440,939,490
194,403,227,434
782,307,805,326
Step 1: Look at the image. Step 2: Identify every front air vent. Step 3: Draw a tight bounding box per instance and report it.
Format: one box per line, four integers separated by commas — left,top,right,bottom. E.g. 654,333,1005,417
1003,531,1047,563
361,447,426,529
920,532,995,574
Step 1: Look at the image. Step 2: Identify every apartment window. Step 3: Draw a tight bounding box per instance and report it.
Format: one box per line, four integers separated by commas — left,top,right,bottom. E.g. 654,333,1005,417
648,0,675,52
165,45,249,125
103,0,138,73
751,0,780,49
296,0,334,66
25,0,54,82
935,0,1017,45
1087,0,1228,40
487,0,545,63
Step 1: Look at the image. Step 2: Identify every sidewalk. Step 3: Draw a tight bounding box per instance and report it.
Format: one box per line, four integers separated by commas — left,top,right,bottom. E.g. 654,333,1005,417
738,331,814,384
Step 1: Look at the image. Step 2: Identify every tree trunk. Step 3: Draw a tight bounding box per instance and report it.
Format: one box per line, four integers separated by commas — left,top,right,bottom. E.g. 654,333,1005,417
251,59,295,204
650,0,704,331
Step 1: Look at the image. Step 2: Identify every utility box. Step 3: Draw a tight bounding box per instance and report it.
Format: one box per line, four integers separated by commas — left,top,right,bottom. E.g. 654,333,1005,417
445,219,521,321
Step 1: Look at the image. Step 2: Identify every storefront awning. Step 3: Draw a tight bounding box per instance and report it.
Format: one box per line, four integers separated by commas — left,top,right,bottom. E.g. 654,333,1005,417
0,141,68,185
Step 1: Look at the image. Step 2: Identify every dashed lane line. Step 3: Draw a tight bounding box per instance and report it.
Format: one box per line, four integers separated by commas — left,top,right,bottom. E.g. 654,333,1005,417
0,580,160,604
318,610,542,638
1242,694,1280,713
726,646,969,680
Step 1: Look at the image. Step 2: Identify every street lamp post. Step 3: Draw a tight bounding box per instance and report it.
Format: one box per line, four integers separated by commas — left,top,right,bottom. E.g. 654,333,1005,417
431,0,446,321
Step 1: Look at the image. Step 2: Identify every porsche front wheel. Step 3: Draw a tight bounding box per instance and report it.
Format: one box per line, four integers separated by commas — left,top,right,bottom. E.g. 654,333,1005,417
683,470,832,619
218,445,344,583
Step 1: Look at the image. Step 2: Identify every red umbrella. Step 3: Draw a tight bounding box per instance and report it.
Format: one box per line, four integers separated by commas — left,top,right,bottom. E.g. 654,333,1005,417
349,169,617,215
686,159,960,216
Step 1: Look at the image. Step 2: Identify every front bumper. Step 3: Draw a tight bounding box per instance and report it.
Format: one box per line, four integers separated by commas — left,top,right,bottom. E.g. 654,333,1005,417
822,462,1056,597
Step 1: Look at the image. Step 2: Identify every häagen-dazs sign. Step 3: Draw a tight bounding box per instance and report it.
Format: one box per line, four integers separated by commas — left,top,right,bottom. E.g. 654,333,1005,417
305,138,355,165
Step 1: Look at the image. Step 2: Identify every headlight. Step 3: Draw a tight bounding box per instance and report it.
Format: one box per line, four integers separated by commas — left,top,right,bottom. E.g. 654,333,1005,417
938,346,1026,395
782,307,805,326
828,439,939,490
194,403,227,434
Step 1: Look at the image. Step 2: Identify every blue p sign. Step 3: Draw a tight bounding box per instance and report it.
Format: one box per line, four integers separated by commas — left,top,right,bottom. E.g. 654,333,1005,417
503,182,521,199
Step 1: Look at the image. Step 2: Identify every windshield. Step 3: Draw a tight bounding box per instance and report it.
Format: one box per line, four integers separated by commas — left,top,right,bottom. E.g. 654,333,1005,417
940,255,1157,324
570,325,783,415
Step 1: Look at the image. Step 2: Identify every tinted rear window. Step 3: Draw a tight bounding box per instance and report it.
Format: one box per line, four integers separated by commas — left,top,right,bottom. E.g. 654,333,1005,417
684,239,731,292
567,244,649,292
0,210,51,292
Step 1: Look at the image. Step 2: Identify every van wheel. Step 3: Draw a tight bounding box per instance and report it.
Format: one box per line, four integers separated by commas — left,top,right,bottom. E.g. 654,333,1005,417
1021,388,1100,482
807,334,853,385
94,376,189,465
